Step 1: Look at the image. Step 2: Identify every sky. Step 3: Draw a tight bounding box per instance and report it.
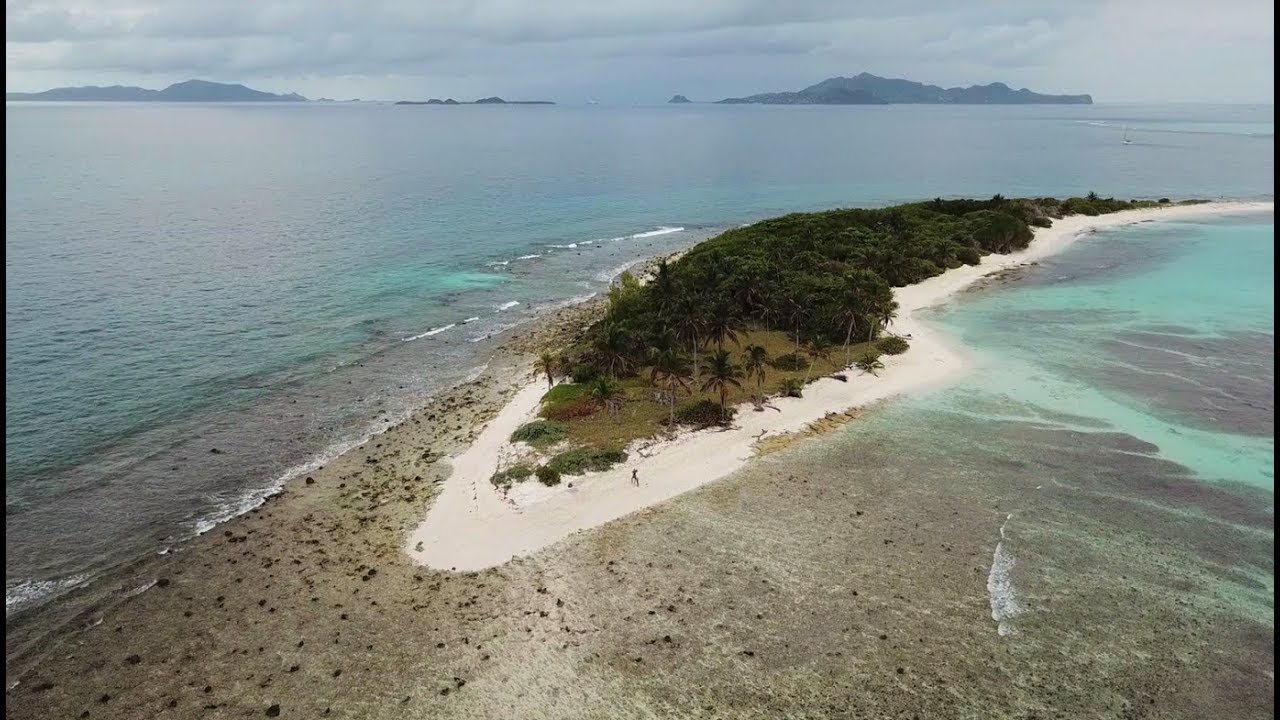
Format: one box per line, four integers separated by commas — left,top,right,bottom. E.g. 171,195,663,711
5,0,1275,103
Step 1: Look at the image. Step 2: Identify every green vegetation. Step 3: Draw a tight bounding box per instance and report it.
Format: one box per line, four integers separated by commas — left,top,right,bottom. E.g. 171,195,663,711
877,336,910,355
510,420,569,448
770,353,808,371
547,447,629,476
675,398,736,427
534,465,561,486
856,353,885,376
490,463,533,489
494,195,1166,486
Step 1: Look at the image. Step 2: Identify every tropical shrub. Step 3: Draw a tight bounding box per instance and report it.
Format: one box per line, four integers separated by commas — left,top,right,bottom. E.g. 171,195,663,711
535,465,562,486
769,352,809,371
510,420,569,447
673,398,735,427
781,378,805,398
547,447,628,476
877,336,910,355
956,246,983,265
569,363,599,384
1029,216,1052,228
490,463,533,489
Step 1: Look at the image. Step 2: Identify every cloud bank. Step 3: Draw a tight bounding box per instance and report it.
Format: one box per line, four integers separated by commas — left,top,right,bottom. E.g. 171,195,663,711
6,0,1273,102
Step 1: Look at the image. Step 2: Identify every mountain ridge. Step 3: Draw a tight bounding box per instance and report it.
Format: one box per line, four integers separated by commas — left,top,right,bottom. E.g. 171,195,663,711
715,73,1092,105
6,79,307,102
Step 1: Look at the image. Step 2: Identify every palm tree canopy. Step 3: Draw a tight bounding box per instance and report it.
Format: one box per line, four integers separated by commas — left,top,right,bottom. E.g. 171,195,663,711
700,349,743,393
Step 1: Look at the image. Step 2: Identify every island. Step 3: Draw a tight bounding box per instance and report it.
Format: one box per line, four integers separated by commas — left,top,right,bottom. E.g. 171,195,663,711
668,94,692,103
5,79,307,102
395,96,554,105
716,72,1092,105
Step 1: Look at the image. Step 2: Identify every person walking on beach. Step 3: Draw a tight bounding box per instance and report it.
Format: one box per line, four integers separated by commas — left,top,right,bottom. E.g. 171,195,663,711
631,469,640,487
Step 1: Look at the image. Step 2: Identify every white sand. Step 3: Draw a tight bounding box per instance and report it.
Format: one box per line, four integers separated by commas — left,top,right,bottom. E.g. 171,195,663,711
406,201,1273,571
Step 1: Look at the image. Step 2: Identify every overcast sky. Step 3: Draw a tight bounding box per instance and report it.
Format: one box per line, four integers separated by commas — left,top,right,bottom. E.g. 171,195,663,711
5,0,1274,103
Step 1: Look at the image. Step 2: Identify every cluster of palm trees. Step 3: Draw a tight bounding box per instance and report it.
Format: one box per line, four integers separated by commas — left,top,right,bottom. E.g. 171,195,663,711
532,243,905,429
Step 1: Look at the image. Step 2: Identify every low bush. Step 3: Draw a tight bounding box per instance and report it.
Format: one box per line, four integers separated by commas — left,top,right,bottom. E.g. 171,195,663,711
781,378,805,398
769,352,809,371
569,363,599,384
673,398,735,427
490,463,533,489
535,465,562,486
877,336,910,355
1029,216,1052,228
510,420,569,447
1158,198,1170,204
547,447,628,476
955,246,983,266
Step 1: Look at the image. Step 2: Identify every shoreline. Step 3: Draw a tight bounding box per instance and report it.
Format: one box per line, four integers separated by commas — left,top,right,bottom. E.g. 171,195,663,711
405,200,1274,572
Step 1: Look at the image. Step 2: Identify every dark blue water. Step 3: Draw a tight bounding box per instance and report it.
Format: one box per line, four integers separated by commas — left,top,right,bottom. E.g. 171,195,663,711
5,101,1273,613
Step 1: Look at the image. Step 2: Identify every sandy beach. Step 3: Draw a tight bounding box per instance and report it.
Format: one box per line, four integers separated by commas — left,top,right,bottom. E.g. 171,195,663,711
407,200,1274,572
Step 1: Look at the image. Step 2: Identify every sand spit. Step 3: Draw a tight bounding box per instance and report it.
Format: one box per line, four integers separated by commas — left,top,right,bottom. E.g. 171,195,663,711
407,201,1274,571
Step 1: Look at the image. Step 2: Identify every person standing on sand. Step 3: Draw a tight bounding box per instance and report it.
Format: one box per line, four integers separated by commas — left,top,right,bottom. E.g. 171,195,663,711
631,469,639,487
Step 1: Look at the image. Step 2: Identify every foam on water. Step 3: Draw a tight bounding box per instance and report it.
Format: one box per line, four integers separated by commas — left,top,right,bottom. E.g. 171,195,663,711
627,226,684,239
986,513,1023,637
496,300,520,312
401,323,456,342
468,321,523,343
6,574,91,617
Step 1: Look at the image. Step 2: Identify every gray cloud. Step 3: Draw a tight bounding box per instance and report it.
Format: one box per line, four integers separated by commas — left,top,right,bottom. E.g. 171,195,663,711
5,0,1273,102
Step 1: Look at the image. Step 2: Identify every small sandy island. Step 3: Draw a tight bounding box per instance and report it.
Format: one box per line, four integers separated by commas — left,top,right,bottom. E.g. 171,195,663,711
406,200,1272,571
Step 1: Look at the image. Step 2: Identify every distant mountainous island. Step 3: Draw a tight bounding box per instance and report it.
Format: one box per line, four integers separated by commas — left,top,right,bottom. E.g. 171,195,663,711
713,73,1092,105
6,79,306,102
395,96,554,105
668,95,691,104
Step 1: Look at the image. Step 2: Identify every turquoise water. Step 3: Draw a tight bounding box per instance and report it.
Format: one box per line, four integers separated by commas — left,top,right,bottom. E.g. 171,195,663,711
927,213,1274,491
5,101,1274,613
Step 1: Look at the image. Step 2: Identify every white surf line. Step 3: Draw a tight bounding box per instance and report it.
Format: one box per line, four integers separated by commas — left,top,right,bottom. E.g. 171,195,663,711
402,323,455,342
404,201,1273,572
986,512,1023,637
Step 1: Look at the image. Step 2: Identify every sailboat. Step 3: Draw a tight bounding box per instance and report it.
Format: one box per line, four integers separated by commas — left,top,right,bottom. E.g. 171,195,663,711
1123,126,1133,144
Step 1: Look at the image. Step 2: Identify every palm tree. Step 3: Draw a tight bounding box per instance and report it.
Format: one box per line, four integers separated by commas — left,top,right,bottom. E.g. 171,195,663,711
649,348,692,426
588,376,623,414
701,349,743,422
650,259,679,320
867,297,900,341
855,353,885,376
534,351,559,389
591,321,634,378
803,336,832,381
672,293,707,385
705,303,745,351
784,298,809,352
742,344,769,405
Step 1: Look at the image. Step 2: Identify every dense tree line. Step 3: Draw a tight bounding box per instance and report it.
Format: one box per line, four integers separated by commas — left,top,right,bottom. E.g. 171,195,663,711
562,194,1157,392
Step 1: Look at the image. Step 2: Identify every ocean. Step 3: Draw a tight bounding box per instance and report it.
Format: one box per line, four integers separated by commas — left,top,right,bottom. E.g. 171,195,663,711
4,101,1273,615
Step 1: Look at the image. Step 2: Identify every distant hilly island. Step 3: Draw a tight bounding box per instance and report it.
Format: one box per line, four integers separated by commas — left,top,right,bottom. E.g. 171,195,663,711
395,97,554,105
672,73,1092,105
6,79,307,102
